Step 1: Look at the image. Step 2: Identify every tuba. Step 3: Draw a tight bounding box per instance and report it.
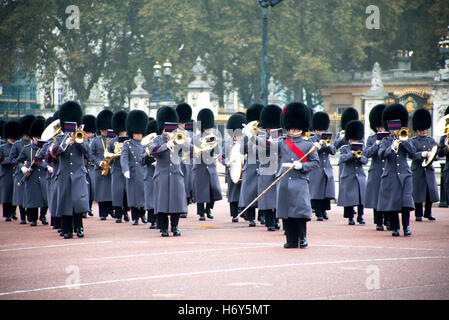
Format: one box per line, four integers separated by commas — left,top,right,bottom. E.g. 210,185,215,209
101,141,123,176
41,119,62,141
194,133,220,158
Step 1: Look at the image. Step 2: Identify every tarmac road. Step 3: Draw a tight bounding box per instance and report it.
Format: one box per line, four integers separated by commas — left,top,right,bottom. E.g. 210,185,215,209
0,202,448,300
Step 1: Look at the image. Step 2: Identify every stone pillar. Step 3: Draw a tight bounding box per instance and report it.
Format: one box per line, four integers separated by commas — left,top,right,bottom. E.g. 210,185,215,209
432,59,449,139
187,57,216,120
362,62,388,139
267,77,282,106
129,68,150,115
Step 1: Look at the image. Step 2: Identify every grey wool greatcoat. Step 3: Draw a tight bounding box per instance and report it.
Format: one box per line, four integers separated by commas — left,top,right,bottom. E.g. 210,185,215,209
148,135,187,214
17,142,48,208
37,141,58,216
309,134,336,200
90,135,112,202
120,139,145,208
108,136,127,207
0,142,15,204
51,134,90,216
409,136,439,203
363,134,385,209
142,151,156,210
191,133,223,204
238,135,259,208
221,138,242,203
7,138,29,206
253,135,319,220
337,144,368,207
85,138,95,203
438,136,449,203
257,132,279,211
377,137,415,212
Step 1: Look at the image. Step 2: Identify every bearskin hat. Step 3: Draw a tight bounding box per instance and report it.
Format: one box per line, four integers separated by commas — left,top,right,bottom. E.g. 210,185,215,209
44,116,53,129
146,119,158,135
112,110,128,135
156,106,179,134
59,101,83,131
260,104,282,129
4,120,22,140
382,103,409,130
96,109,113,132
52,110,60,120
369,104,386,132
19,115,36,137
82,115,96,133
29,118,46,138
176,103,192,124
281,102,311,131
312,112,330,131
412,108,432,131
197,108,215,130
126,110,148,136
246,103,264,123
341,107,359,131
226,113,246,131
0,120,5,138
345,120,364,141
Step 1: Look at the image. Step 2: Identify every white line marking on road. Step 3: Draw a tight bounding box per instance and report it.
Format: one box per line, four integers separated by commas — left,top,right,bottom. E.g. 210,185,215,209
0,255,448,297
308,282,449,300
0,241,113,252
85,244,279,261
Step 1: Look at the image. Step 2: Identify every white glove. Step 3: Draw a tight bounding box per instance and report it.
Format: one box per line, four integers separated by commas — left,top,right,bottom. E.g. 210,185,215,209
376,140,381,145
46,166,54,174
242,124,254,139
21,166,30,175
313,142,321,150
166,139,174,150
294,161,303,170
124,170,130,179
391,139,400,152
422,151,429,158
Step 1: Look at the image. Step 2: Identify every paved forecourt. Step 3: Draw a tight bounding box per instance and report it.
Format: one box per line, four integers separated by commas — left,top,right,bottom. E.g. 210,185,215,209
0,201,448,300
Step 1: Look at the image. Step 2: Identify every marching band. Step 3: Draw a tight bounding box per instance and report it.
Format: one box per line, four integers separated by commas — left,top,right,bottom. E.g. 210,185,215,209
1,100,446,248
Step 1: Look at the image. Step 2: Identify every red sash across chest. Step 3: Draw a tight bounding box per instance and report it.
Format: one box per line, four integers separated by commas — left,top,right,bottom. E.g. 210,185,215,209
284,138,308,163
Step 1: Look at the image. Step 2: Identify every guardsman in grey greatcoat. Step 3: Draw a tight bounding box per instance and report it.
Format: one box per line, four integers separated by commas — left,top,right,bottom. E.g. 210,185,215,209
0,120,4,144
192,108,223,221
221,113,246,222
437,107,449,205
246,102,319,248
378,104,416,237
17,118,48,226
409,108,438,221
337,120,367,225
109,110,131,223
364,104,389,231
51,101,90,239
148,106,188,237
82,114,96,217
257,104,282,231
121,110,147,225
309,111,336,221
0,120,21,221
90,109,114,220
176,103,194,216
239,103,264,227
8,115,35,224
142,119,158,229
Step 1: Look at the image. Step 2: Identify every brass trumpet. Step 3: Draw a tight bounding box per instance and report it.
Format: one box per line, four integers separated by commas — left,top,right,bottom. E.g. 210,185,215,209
301,131,311,140
167,130,188,150
391,127,410,153
61,125,87,152
352,150,363,158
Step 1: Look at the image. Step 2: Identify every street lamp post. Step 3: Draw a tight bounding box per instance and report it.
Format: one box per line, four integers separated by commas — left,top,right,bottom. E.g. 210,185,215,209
162,60,173,101
258,0,283,106
152,61,161,103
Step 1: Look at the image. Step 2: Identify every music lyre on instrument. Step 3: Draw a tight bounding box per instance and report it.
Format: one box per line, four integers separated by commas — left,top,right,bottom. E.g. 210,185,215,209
238,145,317,218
